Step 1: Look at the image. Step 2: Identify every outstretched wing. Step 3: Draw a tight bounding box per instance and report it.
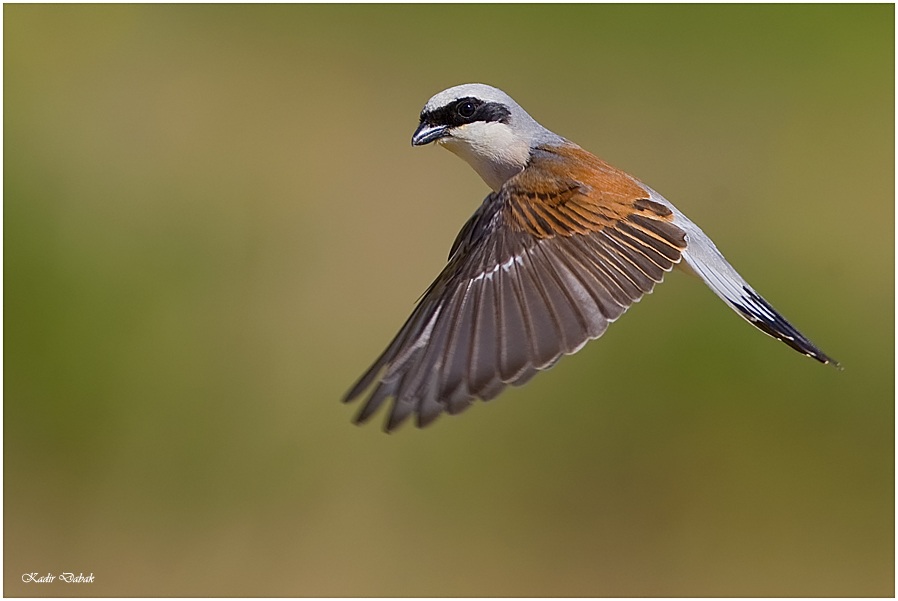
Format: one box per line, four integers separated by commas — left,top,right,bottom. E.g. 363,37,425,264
343,145,687,431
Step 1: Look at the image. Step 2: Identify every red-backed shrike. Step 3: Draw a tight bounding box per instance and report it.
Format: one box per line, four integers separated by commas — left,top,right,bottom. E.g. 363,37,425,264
345,83,838,431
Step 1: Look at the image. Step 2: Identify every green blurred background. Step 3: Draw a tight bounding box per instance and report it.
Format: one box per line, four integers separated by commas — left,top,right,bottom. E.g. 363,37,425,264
4,4,893,597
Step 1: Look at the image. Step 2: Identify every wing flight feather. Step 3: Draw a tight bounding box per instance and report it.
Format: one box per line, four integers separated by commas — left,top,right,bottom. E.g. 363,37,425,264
344,144,687,430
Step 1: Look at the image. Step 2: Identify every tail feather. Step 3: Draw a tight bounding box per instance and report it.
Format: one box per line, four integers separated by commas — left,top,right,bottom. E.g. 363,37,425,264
644,188,839,368
683,248,839,367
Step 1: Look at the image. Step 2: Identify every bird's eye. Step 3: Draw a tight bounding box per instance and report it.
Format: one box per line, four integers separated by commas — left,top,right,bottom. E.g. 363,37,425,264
456,101,476,119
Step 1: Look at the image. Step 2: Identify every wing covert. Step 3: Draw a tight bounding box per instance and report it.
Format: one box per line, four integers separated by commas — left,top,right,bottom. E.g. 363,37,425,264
343,144,688,430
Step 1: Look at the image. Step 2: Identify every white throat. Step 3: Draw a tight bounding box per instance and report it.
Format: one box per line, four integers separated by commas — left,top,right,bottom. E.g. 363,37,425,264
438,121,531,191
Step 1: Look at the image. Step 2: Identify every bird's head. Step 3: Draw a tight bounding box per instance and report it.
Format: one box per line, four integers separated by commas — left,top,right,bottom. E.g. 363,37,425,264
412,83,565,191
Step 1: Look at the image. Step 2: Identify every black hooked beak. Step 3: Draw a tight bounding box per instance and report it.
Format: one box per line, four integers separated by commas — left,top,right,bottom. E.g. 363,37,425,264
412,122,449,146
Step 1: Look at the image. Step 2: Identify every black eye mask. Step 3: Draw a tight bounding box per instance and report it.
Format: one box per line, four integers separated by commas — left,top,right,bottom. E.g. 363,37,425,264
420,97,511,129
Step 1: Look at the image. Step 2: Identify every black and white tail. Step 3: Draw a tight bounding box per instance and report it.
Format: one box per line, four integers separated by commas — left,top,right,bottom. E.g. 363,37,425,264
647,188,840,368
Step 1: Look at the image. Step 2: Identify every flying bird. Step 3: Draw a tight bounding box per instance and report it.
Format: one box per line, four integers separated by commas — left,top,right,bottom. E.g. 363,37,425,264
344,83,838,431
